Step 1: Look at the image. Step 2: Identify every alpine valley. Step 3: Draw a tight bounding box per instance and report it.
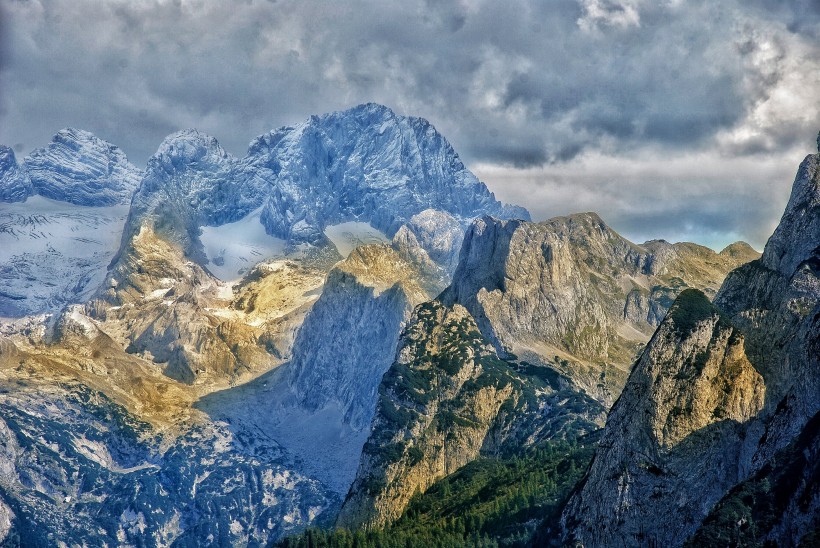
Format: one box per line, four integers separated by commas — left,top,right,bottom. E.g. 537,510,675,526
0,104,816,547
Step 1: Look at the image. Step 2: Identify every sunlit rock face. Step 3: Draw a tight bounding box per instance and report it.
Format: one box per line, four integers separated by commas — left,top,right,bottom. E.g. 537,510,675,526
441,213,757,405
337,300,604,531
562,145,820,547
562,290,764,547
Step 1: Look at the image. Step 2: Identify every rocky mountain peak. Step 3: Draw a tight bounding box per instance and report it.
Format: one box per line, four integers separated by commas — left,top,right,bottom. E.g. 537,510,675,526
0,145,17,171
139,129,243,208
246,103,529,242
666,287,729,334
0,145,32,202
758,149,819,277
115,104,528,276
562,288,765,546
0,132,142,316
440,214,758,405
712,144,820,458
718,240,759,262
337,298,604,530
151,129,233,174
444,216,524,304
23,128,142,206
123,130,259,265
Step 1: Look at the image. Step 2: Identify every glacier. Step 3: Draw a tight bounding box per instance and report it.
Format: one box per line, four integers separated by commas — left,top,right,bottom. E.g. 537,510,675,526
0,196,130,317
200,207,287,281
0,130,142,316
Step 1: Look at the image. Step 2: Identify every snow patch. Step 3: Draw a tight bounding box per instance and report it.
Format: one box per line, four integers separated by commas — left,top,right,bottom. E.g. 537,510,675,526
145,288,170,300
200,208,286,281
323,222,388,258
67,307,98,335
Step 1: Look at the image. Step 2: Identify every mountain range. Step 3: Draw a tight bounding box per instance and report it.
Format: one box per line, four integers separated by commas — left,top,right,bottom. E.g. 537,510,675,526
0,104,816,547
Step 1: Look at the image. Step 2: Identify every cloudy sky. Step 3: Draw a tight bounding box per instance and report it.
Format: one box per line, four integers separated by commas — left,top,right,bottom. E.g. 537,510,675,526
1,0,818,250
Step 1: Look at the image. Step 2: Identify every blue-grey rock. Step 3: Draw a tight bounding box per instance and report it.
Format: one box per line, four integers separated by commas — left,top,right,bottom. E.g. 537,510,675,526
24,128,141,206
287,244,433,431
246,103,529,242
0,146,32,203
121,103,529,269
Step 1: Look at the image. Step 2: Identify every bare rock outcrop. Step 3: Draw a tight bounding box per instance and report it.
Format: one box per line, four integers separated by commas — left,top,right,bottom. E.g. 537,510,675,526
85,224,324,385
337,300,603,530
562,290,765,547
441,214,757,403
563,141,820,547
287,244,434,430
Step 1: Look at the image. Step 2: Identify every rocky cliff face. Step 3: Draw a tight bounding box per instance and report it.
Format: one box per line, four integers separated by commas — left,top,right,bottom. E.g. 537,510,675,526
714,150,820,466
246,103,529,243
689,409,820,547
22,128,142,206
715,149,820,420
337,300,603,530
287,244,433,430
0,347,335,546
87,224,325,385
562,145,820,547
441,214,757,403
90,224,256,384
0,146,32,203
562,290,765,547
692,146,820,544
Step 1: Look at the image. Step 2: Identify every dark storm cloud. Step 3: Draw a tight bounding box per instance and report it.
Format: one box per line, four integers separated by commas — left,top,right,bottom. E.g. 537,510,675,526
746,0,820,39
0,0,805,163
0,0,818,248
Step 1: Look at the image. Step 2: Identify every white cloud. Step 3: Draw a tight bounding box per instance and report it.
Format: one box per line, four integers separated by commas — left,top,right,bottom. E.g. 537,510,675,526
577,0,642,32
